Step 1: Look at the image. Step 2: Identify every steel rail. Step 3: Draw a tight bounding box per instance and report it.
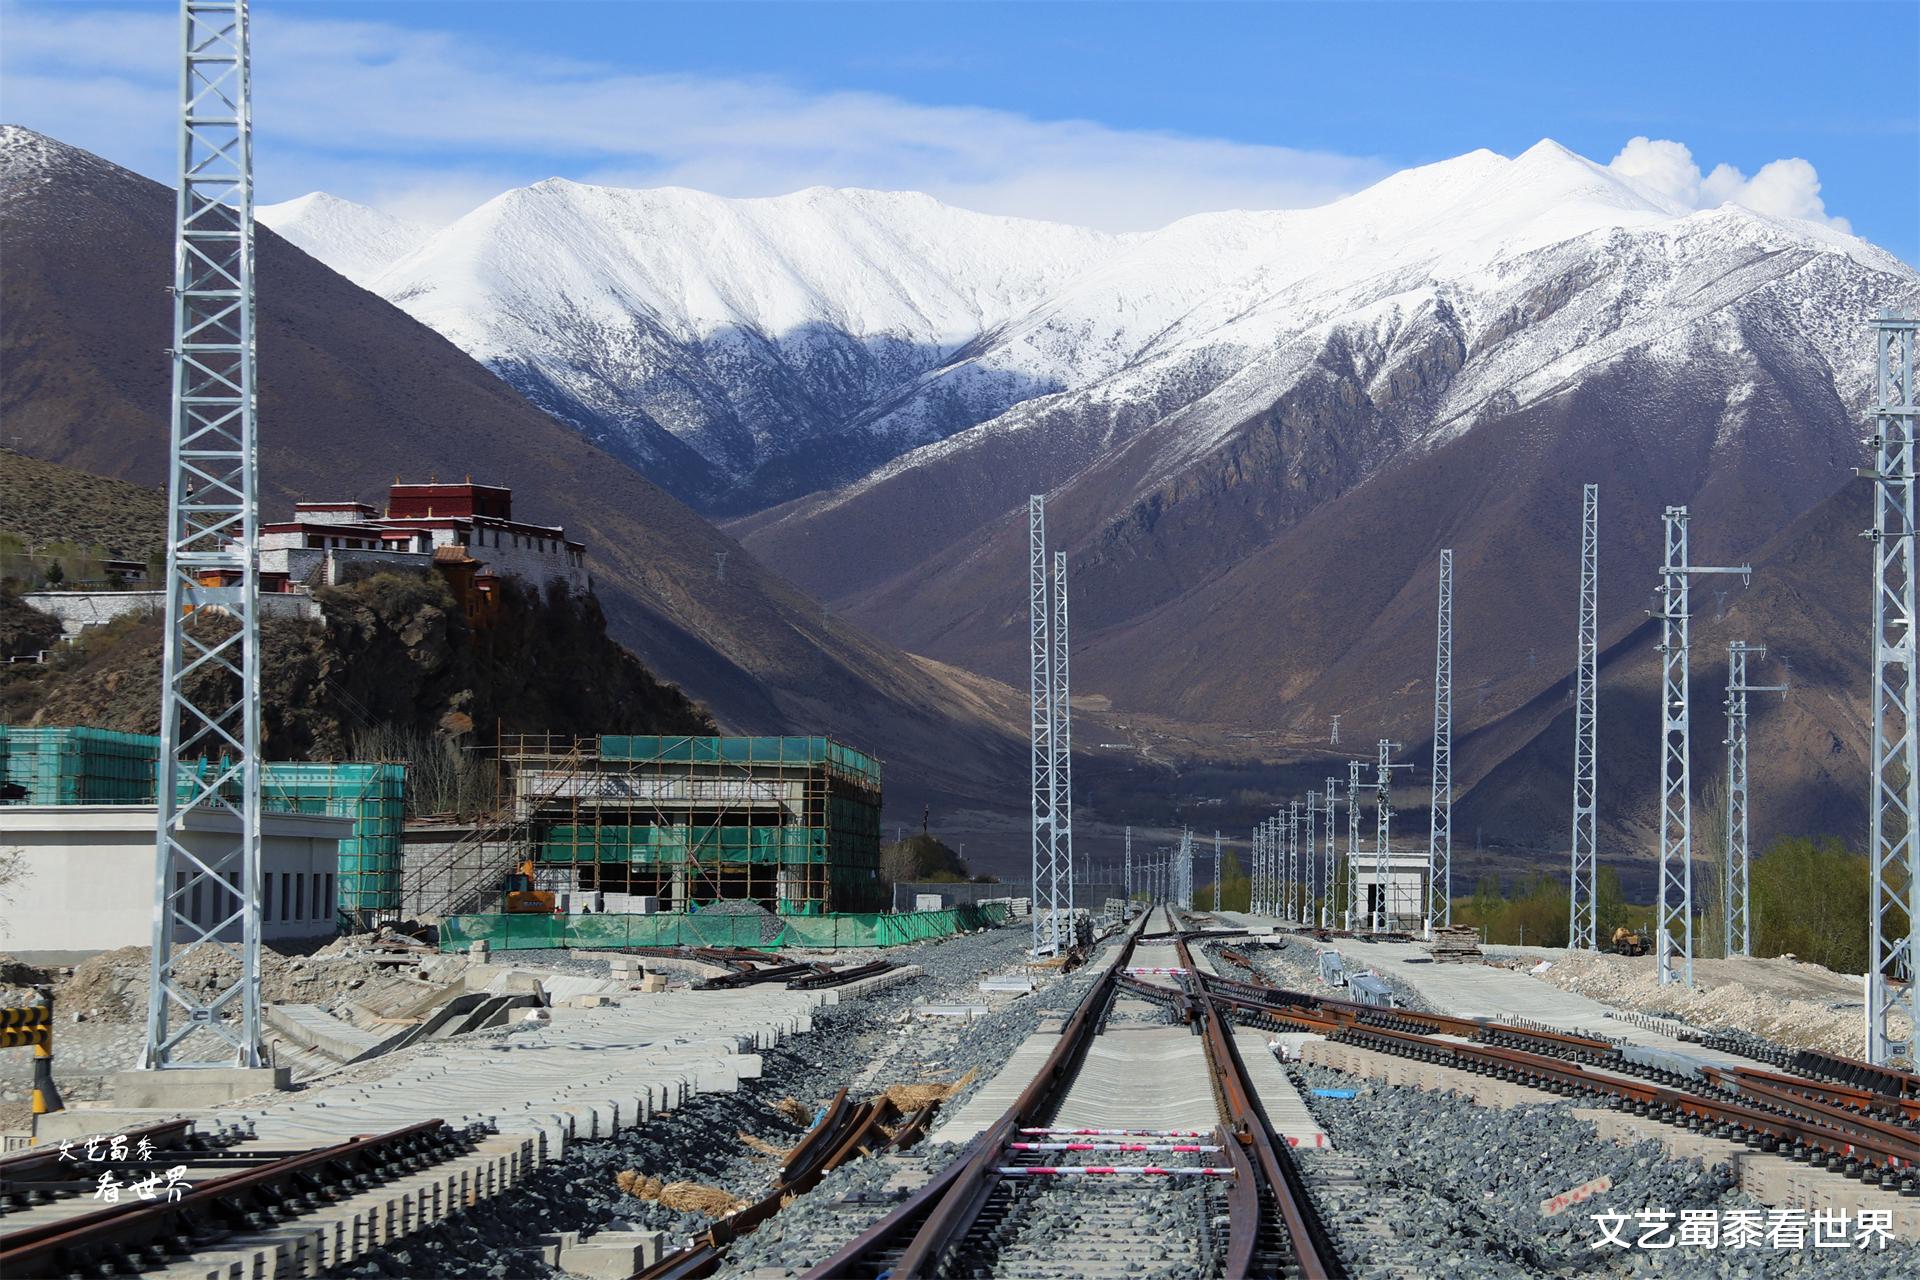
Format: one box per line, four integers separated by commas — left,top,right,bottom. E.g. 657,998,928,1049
1171,924,1343,1279
1191,969,1920,1185
1,1120,473,1277
805,913,1154,1279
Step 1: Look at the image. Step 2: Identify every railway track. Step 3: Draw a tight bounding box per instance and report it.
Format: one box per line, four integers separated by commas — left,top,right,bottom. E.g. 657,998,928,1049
799,907,1342,1279
0,1118,495,1278
1192,958,1920,1198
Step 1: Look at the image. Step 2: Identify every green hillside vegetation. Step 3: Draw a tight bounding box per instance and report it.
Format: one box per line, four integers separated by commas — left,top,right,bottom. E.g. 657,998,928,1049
0,448,167,585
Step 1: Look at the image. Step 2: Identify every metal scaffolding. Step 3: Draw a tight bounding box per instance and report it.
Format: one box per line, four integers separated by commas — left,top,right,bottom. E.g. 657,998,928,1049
1570,484,1600,951
1654,507,1750,987
1028,496,1065,954
1723,642,1787,958
145,0,265,1071
1868,312,1920,1068
1427,548,1454,935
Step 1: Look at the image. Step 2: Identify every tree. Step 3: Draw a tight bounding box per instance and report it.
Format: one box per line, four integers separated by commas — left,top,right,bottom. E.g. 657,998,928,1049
1752,837,1872,973
879,834,969,886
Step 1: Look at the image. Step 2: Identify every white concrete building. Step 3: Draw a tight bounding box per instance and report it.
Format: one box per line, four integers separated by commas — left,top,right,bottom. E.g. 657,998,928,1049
250,482,588,598
1351,851,1429,930
0,806,351,963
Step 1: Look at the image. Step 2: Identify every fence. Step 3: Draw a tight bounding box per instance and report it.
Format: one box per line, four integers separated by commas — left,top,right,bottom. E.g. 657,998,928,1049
439,903,1008,952
889,878,1125,914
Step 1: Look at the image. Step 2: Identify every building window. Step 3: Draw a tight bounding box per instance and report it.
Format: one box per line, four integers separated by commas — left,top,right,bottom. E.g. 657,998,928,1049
324,873,335,921
225,870,239,919
294,873,305,922
264,873,274,923
311,873,322,919
190,878,202,927
281,874,291,922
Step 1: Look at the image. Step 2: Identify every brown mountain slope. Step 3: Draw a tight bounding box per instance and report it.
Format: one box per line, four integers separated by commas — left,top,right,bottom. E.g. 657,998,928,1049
0,448,167,558
0,127,1022,813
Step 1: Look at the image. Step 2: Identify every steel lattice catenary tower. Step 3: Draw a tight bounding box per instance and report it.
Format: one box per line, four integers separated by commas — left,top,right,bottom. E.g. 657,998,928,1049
1427,549,1454,936
1027,496,1063,953
1346,761,1363,929
1867,312,1920,1068
1654,507,1750,987
1323,777,1338,927
1051,550,1074,932
1570,484,1600,950
1212,831,1222,913
1723,642,1787,958
144,0,265,1070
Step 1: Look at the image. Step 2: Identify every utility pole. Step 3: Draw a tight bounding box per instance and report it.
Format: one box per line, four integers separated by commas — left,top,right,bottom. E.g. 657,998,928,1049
1052,550,1075,927
1653,506,1751,987
1570,484,1600,951
1346,761,1363,929
1212,830,1222,912
1867,311,1920,1068
1323,777,1338,928
1027,496,1064,954
1374,741,1412,931
145,0,265,1072
1724,641,1788,958
1427,548,1454,937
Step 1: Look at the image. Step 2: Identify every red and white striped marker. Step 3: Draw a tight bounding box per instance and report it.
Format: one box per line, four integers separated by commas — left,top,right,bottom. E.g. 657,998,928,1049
996,1165,1235,1177
1007,1142,1223,1153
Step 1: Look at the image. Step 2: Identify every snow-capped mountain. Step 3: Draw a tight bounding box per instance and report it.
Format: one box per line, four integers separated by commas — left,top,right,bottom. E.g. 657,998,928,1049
278,141,1910,521
259,192,434,287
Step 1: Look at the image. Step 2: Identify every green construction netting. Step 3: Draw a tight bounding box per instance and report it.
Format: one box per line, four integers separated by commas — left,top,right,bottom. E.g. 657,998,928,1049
596,735,881,789
439,903,1008,952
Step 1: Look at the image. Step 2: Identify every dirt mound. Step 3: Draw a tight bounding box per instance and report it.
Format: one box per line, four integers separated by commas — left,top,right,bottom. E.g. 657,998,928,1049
1530,949,1910,1058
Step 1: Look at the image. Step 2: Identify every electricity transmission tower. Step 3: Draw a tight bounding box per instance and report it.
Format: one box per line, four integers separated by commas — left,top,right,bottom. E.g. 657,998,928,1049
1867,312,1920,1068
1027,496,1065,954
1653,507,1750,987
1051,551,1075,925
1427,549,1454,936
1124,826,1132,900
1330,715,1341,745
1723,642,1788,958
1322,778,1338,926
1346,761,1363,928
1570,484,1600,950
145,0,266,1071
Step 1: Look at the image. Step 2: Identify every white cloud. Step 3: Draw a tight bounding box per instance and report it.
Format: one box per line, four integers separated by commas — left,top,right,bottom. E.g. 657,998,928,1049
0,1,1384,231
1606,135,1849,231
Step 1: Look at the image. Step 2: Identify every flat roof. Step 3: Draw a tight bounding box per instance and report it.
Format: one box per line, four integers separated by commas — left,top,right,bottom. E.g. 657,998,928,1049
2,805,354,838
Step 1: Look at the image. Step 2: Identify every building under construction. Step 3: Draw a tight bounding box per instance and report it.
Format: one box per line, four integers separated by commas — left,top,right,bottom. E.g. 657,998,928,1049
401,734,885,920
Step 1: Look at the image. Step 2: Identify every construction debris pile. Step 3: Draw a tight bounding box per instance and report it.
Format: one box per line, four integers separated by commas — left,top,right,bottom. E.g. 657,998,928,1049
1526,949,1911,1058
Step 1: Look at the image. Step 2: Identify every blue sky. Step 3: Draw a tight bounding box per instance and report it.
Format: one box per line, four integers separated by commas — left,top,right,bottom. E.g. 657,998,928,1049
4,0,1916,258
